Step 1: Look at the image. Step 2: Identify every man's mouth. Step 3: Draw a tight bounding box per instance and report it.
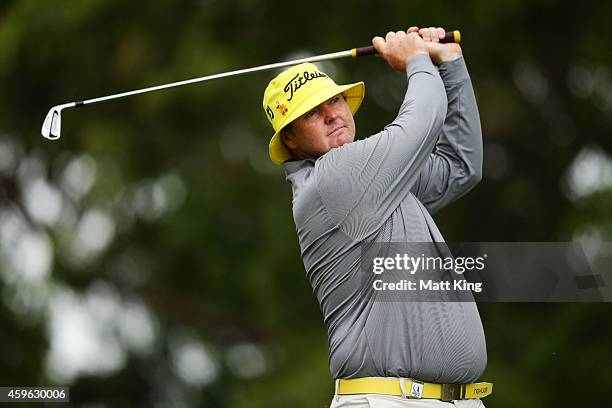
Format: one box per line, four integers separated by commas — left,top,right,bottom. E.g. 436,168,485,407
328,126,346,137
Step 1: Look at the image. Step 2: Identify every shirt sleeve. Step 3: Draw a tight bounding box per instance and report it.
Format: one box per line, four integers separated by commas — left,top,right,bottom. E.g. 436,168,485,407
314,54,447,240
409,57,483,214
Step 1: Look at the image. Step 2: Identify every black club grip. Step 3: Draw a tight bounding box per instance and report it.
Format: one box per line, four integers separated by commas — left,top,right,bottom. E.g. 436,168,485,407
353,30,461,57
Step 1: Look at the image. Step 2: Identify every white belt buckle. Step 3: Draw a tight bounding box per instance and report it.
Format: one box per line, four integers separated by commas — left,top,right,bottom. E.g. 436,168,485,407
409,379,424,399
399,378,424,399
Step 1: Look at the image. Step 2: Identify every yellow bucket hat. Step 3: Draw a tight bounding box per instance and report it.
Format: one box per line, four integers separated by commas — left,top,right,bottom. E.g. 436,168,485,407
262,62,365,164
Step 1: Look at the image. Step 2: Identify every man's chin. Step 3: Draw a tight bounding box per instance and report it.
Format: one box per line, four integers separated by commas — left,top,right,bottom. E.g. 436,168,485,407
334,135,355,148
329,133,354,149
335,140,350,148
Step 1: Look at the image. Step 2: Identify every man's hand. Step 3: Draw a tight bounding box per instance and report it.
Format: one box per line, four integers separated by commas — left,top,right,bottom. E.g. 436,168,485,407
408,26,462,64
372,31,428,72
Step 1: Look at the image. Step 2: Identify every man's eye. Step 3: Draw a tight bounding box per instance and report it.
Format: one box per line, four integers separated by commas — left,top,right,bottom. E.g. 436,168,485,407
330,96,339,104
305,109,317,119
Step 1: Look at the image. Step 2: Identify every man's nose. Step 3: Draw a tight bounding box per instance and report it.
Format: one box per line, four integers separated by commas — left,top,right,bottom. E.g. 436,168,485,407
322,105,339,123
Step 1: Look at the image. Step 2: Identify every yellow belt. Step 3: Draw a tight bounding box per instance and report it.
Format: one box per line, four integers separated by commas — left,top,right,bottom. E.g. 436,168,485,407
337,377,493,401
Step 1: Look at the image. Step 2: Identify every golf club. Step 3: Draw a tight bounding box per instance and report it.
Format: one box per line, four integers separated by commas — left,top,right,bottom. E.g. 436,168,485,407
41,30,460,140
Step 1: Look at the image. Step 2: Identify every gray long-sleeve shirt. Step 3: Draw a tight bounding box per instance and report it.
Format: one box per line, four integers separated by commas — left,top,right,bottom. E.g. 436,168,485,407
283,54,486,383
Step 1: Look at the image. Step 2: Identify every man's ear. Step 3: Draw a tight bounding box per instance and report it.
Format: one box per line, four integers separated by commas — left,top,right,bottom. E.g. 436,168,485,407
281,130,298,149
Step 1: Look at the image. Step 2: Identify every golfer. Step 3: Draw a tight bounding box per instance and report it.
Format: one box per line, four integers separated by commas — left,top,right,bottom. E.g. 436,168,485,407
262,27,491,407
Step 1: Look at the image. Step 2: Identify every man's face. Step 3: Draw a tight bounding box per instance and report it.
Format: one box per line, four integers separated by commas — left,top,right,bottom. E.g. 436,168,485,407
281,94,356,160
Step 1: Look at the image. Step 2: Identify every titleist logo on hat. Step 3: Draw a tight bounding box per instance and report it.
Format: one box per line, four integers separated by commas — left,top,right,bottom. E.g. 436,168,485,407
284,71,328,102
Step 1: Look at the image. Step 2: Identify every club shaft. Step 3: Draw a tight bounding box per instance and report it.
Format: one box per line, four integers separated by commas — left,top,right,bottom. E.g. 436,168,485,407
42,30,461,140
73,29,460,107
77,50,354,106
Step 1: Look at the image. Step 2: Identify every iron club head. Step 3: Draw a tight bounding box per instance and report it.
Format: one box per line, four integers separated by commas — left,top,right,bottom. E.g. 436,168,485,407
41,103,74,140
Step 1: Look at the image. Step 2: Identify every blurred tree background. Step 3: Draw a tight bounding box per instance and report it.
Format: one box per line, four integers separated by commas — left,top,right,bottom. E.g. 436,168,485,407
1,0,611,407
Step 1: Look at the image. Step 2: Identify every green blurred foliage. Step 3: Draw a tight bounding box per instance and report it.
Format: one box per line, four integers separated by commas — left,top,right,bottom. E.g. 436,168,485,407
1,0,611,407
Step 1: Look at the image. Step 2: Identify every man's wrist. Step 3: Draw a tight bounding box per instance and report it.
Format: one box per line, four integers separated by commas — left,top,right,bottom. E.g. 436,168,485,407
439,52,462,63
405,53,437,79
